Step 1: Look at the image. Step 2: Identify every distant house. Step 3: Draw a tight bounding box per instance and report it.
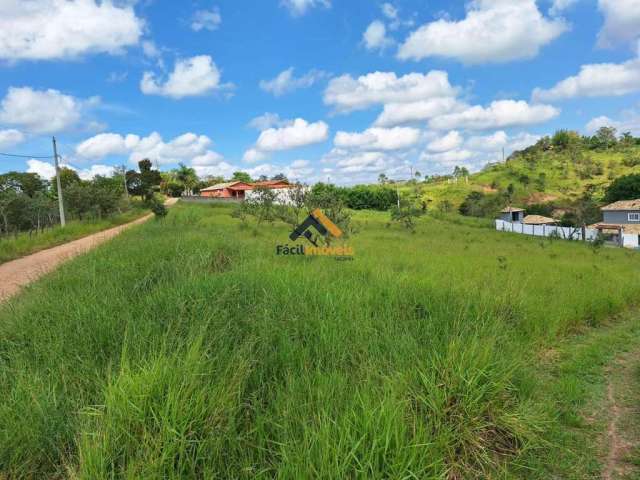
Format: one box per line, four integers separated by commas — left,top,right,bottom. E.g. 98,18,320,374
523,215,557,225
246,180,300,205
200,181,254,199
499,207,525,223
252,180,292,190
590,199,640,248
198,179,296,202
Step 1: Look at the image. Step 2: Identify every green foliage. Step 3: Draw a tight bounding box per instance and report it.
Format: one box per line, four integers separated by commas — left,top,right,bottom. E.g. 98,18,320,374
232,171,253,183
389,200,423,231
310,183,398,211
149,197,168,219
458,191,504,218
0,206,146,264
605,174,640,203
127,159,161,200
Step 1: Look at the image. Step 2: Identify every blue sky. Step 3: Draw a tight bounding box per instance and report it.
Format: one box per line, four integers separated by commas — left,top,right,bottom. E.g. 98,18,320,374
0,0,639,184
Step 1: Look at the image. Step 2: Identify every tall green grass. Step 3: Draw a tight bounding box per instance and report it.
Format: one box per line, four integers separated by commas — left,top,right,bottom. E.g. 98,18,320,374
0,203,639,478
0,207,148,264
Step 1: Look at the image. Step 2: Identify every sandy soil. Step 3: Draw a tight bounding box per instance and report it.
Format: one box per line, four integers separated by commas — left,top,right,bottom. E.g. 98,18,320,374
0,199,177,303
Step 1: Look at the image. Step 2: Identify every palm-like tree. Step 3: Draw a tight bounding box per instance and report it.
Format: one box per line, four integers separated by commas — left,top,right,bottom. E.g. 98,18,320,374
176,163,198,196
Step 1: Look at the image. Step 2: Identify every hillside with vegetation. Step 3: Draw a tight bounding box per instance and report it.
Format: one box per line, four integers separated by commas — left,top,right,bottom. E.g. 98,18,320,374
409,127,640,224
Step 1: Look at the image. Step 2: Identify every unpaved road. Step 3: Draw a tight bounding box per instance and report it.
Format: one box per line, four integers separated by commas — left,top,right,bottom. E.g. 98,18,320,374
602,349,640,480
0,199,177,303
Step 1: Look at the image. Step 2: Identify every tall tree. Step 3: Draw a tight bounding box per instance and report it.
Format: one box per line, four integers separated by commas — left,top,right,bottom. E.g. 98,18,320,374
232,171,252,183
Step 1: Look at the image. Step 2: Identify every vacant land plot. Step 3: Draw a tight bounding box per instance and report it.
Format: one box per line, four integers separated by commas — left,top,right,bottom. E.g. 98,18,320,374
1,203,639,478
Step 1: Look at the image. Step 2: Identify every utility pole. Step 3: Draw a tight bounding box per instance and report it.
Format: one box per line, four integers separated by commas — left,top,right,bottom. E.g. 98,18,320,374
120,164,129,201
52,137,66,227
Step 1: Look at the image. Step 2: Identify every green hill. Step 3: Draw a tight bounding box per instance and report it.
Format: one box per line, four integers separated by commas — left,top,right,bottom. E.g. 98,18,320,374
410,130,640,219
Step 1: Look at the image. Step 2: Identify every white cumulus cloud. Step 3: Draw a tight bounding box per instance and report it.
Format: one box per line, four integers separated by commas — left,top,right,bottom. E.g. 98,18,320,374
248,113,289,131
259,68,327,96
255,118,329,152
427,130,463,153
532,59,640,102
397,0,567,64
191,8,222,32
363,21,394,50
76,131,219,166
0,129,24,149
0,87,93,134
26,159,114,181
141,55,228,99
429,100,559,131
324,70,458,113
374,97,462,127
598,0,640,48
0,0,143,61
334,127,421,151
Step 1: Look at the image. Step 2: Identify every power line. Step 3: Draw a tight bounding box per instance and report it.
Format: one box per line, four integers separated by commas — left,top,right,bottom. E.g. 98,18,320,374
0,152,55,159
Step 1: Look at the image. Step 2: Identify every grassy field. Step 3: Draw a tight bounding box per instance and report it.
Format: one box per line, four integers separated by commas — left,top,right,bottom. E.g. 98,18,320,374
0,207,148,264
1,202,639,478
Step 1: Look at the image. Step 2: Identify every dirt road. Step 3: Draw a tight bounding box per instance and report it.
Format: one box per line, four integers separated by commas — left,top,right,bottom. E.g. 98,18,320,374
0,199,177,303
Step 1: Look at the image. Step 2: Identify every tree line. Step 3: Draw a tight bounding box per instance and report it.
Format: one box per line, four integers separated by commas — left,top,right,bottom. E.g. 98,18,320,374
0,159,167,237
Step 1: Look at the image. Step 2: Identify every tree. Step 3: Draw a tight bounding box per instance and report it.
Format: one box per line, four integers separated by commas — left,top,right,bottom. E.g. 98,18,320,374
453,166,470,178
0,172,48,197
604,174,640,203
390,198,423,232
232,171,252,183
620,131,634,147
551,129,572,150
271,173,288,181
137,159,162,201
414,171,422,180
594,126,617,149
378,173,388,185
175,163,198,196
51,168,81,197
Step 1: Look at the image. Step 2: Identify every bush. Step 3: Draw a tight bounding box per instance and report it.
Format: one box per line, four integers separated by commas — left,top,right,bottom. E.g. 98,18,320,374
309,183,398,211
458,191,504,218
149,198,167,218
604,174,640,203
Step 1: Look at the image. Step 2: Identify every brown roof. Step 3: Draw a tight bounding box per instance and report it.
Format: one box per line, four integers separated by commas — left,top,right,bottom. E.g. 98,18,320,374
253,180,292,188
589,223,622,234
601,199,640,211
200,181,255,192
523,215,557,225
500,206,525,213
592,223,640,235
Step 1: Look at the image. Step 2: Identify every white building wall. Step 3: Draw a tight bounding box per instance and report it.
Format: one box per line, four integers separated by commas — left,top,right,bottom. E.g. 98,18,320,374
623,234,639,249
495,220,597,242
245,187,309,205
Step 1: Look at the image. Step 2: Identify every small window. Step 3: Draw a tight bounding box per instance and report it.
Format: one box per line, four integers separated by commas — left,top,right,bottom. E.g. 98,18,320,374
628,213,640,222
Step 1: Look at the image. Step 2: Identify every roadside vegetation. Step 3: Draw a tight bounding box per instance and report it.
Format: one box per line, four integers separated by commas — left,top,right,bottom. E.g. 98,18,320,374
1,202,639,478
0,208,147,263
0,159,164,264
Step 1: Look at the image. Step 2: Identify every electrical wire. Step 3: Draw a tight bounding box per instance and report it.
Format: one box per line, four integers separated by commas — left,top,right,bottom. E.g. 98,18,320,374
0,152,55,159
